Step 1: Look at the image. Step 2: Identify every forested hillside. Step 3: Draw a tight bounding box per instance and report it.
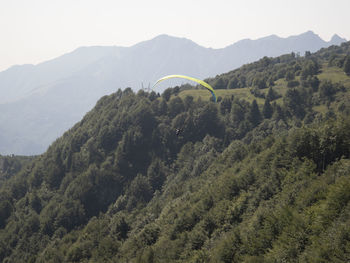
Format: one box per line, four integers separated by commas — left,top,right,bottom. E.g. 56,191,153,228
1,42,350,262
0,155,34,186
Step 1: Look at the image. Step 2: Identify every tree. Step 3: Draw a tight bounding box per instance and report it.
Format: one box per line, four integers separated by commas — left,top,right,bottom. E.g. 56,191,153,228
168,97,185,117
184,95,194,110
0,200,12,228
111,216,130,240
162,88,172,101
147,159,167,191
148,91,158,101
220,97,232,114
231,103,245,126
173,86,180,95
285,70,295,81
319,80,336,101
344,56,350,75
262,99,273,119
253,75,267,89
191,104,222,139
266,87,280,101
309,76,320,91
227,78,238,89
213,78,227,89
301,60,319,80
158,99,168,115
287,80,300,88
247,100,262,126
283,88,305,118
128,174,153,204
272,103,284,120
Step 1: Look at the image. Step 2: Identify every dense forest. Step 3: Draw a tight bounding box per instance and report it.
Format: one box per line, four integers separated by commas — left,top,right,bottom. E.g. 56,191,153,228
0,155,34,186
1,42,350,262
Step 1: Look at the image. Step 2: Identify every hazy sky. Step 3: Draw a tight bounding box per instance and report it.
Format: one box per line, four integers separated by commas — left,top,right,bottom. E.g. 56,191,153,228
0,0,349,71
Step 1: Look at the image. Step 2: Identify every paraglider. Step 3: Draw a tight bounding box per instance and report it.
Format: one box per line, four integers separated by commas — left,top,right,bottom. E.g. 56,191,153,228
152,74,217,102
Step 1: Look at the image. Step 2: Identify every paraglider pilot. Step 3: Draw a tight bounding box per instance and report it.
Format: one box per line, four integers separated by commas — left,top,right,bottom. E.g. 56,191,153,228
175,128,183,136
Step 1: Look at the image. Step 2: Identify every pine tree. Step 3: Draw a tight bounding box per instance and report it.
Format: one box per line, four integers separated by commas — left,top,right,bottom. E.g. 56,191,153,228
266,87,279,101
262,99,273,119
247,100,261,126
344,56,350,76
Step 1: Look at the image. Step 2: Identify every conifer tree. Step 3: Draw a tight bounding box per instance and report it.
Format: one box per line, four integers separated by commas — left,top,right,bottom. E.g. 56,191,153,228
344,56,350,75
262,99,273,119
247,99,261,126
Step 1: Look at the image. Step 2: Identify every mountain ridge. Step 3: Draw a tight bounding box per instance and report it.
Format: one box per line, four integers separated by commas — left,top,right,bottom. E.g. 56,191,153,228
0,31,347,155
2,31,346,76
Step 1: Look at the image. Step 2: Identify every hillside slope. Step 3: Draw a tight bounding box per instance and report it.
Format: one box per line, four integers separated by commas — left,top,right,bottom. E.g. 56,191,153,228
0,42,350,262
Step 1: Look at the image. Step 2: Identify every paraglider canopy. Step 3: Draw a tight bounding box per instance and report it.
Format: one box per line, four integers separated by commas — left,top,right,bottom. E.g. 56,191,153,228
153,74,217,102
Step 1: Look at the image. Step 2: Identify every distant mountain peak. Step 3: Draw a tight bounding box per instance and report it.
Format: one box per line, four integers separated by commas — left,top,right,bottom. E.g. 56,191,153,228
152,34,173,40
258,34,280,41
297,30,321,39
160,34,198,45
331,34,341,40
330,34,347,45
149,34,192,43
304,30,316,35
133,34,202,51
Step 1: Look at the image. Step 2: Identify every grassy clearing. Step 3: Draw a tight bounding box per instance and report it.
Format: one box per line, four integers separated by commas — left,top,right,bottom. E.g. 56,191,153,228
177,88,266,105
174,65,350,109
313,104,328,114
273,79,289,96
319,66,350,87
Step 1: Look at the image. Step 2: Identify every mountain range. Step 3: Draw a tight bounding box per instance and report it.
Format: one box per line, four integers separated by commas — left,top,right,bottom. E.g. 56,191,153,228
0,31,346,155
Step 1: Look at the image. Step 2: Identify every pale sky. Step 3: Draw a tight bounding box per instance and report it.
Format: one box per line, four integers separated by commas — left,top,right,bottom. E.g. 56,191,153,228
0,0,349,72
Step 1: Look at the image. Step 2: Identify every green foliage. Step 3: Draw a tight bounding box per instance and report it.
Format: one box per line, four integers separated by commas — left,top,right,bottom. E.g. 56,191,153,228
219,96,232,114
162,88,172,101
343,55,350,75
213,78,228,90
247,99,262,126
0,155,33,183
265,87,281,101
0,41,350,262
0,200,12,228
287,79,300,88
319,80,337,101
301,59,320,80
262,99,273,119
283,88,306,118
